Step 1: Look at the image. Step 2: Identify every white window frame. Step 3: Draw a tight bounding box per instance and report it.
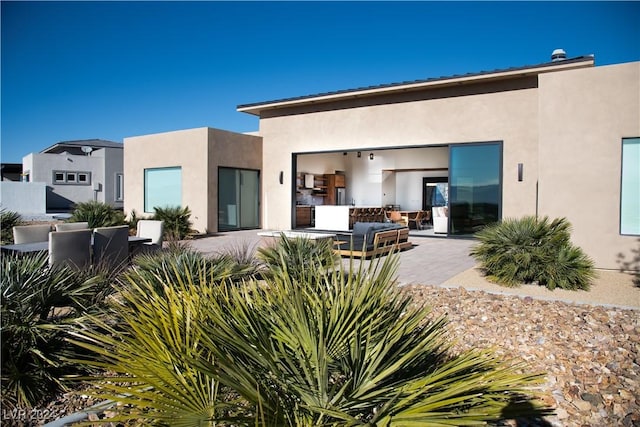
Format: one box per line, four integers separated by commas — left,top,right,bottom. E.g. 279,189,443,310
620,137,640,235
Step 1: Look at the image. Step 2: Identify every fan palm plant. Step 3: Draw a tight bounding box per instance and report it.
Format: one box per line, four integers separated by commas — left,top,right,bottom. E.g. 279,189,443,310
69,200,126,228
152,205,193,240
0,209,22,244
471,216,595,290
67,239,550,425
1,252,117,409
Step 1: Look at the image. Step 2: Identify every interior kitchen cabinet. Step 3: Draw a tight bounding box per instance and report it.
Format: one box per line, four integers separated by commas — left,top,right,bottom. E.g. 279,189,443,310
296,205,312,227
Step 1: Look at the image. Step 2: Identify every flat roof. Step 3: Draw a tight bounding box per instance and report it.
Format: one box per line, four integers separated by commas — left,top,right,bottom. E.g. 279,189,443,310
237,55,594,116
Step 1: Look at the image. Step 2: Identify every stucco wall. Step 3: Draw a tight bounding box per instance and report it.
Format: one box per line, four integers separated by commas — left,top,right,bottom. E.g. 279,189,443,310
23,152,105,210
538,61,640,270
0,181,47,214
124,127,262,234
206,128,262,233
124,128,210,233
259,78,539,231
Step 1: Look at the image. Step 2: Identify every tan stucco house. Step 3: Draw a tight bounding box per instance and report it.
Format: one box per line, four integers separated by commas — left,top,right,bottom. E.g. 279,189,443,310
236,53,639,270
124,127,261,234
122,53,638,270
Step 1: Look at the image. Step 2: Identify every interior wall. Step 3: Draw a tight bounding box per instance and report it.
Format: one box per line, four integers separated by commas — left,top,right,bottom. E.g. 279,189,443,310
296,146,449,208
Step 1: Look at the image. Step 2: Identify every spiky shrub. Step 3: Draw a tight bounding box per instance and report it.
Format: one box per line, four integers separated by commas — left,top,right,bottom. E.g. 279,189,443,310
69,200,126,229
129,244,261,292
471,216,595,290
257,235,339,282
152,205,193,240
68,239,549,426
0,252,116,409
0,209,22,244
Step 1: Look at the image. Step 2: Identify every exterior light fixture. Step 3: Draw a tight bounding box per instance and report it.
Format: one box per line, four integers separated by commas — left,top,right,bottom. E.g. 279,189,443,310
517,163,523,182
357,151,361,158
369,153,374,160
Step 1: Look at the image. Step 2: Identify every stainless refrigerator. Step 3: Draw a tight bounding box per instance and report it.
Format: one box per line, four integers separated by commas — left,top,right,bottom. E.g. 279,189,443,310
336,188,346,205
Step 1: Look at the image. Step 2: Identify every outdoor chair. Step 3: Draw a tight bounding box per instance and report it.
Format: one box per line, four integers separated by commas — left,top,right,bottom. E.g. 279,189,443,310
135,220,164,254
432,206,448,234
48,229,92,269
55,222,90,231
13,224,52,244
93,225,129,267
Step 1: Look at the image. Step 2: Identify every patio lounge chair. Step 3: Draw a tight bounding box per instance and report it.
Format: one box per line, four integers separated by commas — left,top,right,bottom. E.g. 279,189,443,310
55,222,90,231
334,222,411,258
13,224,52,244
93,225,129,267
48,229,92,269
134,220,164,255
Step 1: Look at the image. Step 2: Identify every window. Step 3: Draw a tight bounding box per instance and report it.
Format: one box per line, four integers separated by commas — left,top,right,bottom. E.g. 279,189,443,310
53,170,91,185
449,142,502,235
218,167,260,231
115,173,124,202
144,167,181,213
621,138,640,235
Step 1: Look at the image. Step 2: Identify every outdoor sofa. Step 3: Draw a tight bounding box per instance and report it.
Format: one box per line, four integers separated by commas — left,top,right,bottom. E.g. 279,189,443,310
334,222,412,258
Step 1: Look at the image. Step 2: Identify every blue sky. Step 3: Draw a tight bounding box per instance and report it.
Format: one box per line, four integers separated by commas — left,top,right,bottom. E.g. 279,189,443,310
1,1,639,163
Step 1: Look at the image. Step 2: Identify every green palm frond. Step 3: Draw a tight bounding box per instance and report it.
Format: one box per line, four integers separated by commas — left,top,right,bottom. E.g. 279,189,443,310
471,216,594,290
68,236,550,425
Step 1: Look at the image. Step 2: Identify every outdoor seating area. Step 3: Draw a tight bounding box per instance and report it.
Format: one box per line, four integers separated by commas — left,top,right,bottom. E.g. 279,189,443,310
1,222,160,268
334,221,412,258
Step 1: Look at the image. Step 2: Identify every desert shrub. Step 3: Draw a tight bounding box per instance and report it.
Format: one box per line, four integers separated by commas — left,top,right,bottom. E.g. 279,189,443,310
471,216,595,290
69,239,549,425
69,200,126,228
0,252,117,409
257,235,339,282
152,205,193,240
0,209,22,244
129,244,260,292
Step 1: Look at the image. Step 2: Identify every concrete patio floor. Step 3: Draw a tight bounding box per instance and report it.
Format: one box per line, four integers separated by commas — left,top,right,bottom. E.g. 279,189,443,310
186,229,476,286
184,229,640,309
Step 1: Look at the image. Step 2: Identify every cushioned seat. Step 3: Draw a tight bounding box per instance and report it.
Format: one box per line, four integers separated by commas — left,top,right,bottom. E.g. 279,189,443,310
335,222,409,258
13,224,51,244
55,222,90,231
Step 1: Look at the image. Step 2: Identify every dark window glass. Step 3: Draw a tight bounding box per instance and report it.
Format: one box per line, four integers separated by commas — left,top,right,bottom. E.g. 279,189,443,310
449,143,502,235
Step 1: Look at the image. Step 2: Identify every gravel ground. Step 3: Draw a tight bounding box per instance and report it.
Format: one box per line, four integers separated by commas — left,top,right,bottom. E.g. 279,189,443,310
402,284,640,427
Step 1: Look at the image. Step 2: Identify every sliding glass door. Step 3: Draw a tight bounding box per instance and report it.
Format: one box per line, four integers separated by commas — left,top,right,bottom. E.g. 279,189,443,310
449,143,502,235
218,167,260,231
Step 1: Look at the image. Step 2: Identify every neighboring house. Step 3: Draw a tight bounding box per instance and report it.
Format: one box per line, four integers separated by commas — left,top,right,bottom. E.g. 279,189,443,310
22,139,124,211
236,52,639,270
123,127,262,234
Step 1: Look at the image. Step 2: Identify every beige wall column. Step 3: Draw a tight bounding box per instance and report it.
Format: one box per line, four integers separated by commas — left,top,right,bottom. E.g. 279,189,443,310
124,128,210,233
538,62,640,269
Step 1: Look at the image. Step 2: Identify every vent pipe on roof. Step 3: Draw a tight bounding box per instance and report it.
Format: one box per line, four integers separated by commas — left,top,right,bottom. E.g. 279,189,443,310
551,48,567,62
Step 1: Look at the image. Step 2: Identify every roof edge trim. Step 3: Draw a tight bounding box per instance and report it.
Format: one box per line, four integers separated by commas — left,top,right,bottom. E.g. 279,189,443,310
237,55,594,116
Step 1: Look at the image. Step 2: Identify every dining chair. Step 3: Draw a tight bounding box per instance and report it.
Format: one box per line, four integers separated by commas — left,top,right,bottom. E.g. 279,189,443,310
13,224,52,244
55,222,90,231
135,220,164,254
48,229,92,269
389,210,408,227
93,225,129,267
